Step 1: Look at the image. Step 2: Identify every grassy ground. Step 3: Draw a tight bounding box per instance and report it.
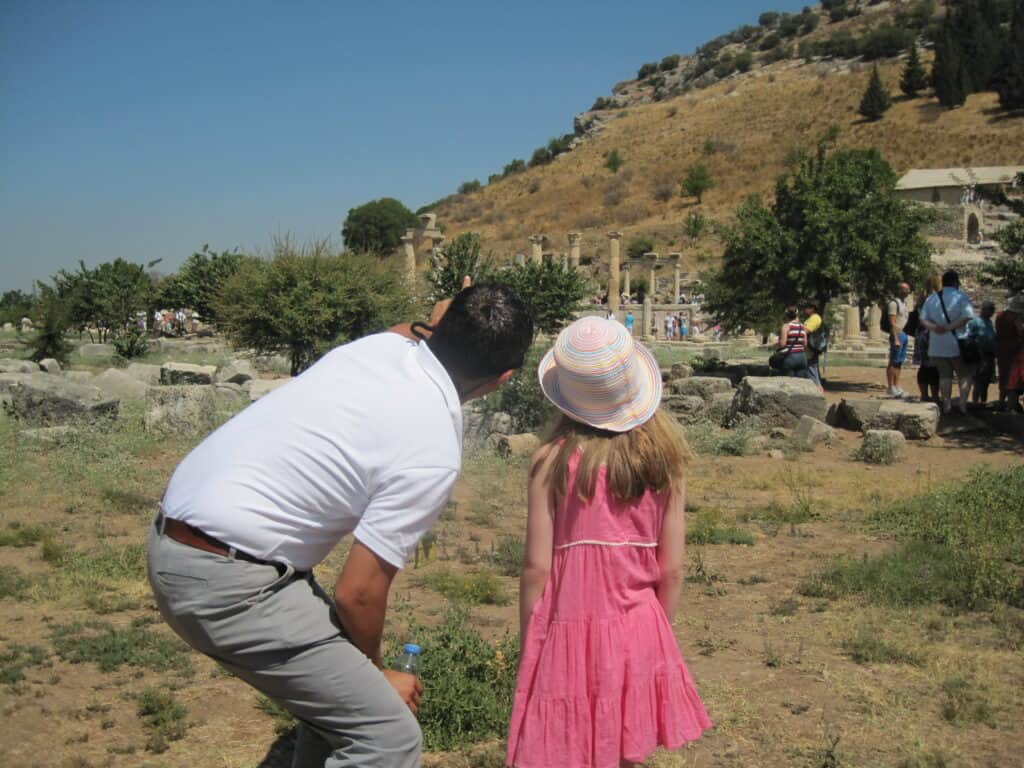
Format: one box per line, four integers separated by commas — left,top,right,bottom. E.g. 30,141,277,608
0,358,1021,767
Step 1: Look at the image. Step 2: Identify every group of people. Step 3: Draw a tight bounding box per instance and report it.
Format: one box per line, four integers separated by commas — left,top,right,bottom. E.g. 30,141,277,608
773,300,826,388
147,283,711,768
893,270,1024,415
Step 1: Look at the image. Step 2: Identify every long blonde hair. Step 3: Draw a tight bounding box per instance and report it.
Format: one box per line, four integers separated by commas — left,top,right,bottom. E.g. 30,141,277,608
537,409,691,503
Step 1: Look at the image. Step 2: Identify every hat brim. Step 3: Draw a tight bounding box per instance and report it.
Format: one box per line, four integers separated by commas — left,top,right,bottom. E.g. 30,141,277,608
538,339,663,433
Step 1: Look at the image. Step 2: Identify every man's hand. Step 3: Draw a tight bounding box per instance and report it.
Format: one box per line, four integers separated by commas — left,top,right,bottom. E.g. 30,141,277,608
892,334,901,348
383,669,423,714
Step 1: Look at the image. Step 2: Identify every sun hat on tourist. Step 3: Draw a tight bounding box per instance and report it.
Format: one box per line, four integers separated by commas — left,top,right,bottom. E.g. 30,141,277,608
538,316,662,433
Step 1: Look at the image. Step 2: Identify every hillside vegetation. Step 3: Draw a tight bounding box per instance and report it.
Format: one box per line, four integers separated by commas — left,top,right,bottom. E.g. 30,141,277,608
429,0,1024,272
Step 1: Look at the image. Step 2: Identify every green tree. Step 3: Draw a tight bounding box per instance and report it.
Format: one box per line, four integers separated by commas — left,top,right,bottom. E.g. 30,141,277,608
996,0,1024,110
426,232,493,302
685,211,707,242
859,66,892,120
490,260,588,338
627,237,655,260
342,198,418,254
682,163,715,204
51,259,152,343
900,45,929,97
985,218,1024,293
217,240,414,375
157,246,244,323
24,284,74,364
932,18,971,107
457,180,482,194
604,149,624,174
704,135,932,333
0,290,33,325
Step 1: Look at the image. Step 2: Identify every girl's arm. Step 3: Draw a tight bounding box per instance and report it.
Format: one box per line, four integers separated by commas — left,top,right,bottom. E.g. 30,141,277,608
519,444,556,636
777,323,788,349
656,483,687,622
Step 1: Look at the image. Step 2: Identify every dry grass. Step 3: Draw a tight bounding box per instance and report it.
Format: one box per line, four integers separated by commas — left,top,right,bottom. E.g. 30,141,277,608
432,52,1023,276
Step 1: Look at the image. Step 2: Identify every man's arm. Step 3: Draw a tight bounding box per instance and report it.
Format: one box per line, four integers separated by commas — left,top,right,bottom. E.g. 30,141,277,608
334,539,397,667
888,301,901,346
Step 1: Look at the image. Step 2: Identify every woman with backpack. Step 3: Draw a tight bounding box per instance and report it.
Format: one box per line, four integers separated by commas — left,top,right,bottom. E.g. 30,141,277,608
775,306,811,379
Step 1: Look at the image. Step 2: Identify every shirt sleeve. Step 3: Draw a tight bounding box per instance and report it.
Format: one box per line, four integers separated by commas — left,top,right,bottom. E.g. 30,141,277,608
887,300,899,318
804,314,822,333
353,466,458,569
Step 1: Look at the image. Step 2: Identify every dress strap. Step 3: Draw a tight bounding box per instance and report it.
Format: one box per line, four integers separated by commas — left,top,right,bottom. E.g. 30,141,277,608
554,539,658,551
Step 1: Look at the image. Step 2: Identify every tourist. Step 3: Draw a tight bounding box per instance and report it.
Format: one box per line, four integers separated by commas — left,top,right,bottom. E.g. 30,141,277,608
802,299,825,389
913,274,942,403
679,313,689,340
664,313,675,340
995,293,1024,413
147,284,533,768
920,270,974,415
967,301,997,404
506,316,711,768
777,306,811,379
624,310,635,335
885,282,912,398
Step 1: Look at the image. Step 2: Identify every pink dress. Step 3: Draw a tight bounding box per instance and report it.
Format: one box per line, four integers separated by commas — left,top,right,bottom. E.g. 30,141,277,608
506,454,711,768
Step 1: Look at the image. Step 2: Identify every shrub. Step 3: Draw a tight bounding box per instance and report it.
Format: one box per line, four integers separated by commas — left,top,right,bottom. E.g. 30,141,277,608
0,567,31,601
486,343,553,432
24,286,74,365
492,536,524,576
112,328,149,360
681,163,715,203
50,620,193,674
426,232,493,302
759,11,780,27
651,178,675,203
604,148,624,174
735,50,755,73
859,25,915,61
503,158,527,177
659,54,681,71
137,687,188,753
842,625,925,666
760,32,782,51
637,61,658,79
393,607,518,750
685,211,707,242
0,644,47,684
458,180,482,194
687,507,755,546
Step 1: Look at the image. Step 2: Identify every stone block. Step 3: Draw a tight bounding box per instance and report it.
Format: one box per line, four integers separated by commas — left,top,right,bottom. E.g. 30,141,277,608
246,378,291,402
215,359,255,385
669,376,732,403
94,368,150,401
78,343,115,358
836,399,882,431
726,376,826,429
0,358,39,374
145,384,247,434
873,401,939,440
17,425,78,446
6,372,119,424
160,362,216,385
124,362,162,385
794,415,836,447
669,362,694,380
38,358,61,373
706,391,735,427
63,371,95,385
661,394,707,425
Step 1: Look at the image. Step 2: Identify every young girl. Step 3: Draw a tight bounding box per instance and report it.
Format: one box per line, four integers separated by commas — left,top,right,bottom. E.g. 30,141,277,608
506,316,711,768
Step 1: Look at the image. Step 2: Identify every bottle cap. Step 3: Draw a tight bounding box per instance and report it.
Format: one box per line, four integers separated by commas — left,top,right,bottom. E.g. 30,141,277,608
403,643,421,655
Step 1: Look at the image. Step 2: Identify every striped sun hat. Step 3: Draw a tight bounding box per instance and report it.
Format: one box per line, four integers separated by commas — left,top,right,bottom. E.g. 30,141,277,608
538,316,662,433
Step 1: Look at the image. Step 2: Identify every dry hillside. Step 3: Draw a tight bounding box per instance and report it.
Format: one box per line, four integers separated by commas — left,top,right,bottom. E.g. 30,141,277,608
430,4,1024,274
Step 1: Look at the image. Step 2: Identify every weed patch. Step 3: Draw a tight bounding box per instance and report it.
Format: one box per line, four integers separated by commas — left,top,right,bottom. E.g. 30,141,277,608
684,422,755,456
419,568,511,606
0,566,33,600
0,644,48,684
801,466,1024,611
940,676,995,727
0,523,48,548
687,507,754,546
137,687,188,753
491,536,523,577
50,620,193,675
842,625,925,666
256,695,299,736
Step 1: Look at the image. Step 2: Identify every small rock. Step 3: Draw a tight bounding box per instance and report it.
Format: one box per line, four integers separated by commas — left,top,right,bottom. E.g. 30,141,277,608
124,362,162,385
767,449,785,460
17,425,78,445
215,359,255,385
160,362,217,385
794,415,836,447
94,368,149,401
670,376,732,403
38,358,62,373
670,362,694,380
0,358,39,374
661,394,707,425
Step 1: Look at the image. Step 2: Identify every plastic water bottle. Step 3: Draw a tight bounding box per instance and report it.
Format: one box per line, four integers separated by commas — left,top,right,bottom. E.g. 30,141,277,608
393,643,421,675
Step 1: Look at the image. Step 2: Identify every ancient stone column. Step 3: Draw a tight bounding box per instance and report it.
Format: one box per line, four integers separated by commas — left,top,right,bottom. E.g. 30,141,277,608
568,232,582,270
401,230,416,283
513,253,526,267
642,296,654,342
559,252,569,270
643,252,658,303
668,252,682,303
607,232,622,313
621,262,631,299
529,235,544,265
844,305,860,340
867,304,883,342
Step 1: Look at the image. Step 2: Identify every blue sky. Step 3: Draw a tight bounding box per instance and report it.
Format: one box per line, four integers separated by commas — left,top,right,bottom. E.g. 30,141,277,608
1,0,809,292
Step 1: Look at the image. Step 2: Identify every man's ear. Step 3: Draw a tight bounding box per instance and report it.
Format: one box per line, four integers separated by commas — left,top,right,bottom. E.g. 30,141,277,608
461,369,518,402
496,369,516,387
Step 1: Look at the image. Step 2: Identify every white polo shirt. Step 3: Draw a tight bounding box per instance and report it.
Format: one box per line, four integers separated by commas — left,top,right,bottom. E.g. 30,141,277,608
160,333,462,570
921,288,974,359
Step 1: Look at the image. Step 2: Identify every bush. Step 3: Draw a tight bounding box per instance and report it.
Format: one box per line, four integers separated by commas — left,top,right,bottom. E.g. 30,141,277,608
759,11,780,27
137,687,187,753
735,51,755,72
637,61,658,79
687,507,755,546
760,32,782,51
604,148,624,174
419,568,510,606
24,286,74,365
627,237,655,260
659,54,681,71
486,343,553,432
492,536,524,576
392,607,518,750
859,25,915,61
503,158,526,177
681,163,715,203
112,328,149,360
426,232,493,302
458,180,482,194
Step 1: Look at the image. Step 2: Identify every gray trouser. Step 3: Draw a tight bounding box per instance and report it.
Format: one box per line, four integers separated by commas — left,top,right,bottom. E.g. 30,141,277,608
146,522,421,768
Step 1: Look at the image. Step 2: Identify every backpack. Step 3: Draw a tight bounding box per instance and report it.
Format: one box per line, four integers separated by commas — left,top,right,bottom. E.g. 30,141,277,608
880,298,906,335
808,324,829,354
904,309,920,337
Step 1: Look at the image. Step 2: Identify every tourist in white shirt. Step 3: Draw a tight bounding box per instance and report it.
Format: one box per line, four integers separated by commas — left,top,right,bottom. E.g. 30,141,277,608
147,284,533,768
919,270,974,414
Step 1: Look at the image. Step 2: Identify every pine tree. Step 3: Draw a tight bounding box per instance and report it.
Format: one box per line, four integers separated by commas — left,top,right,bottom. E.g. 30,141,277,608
859,66,891,121
900,45,928,98
933,23,969,107
996,0,1024,109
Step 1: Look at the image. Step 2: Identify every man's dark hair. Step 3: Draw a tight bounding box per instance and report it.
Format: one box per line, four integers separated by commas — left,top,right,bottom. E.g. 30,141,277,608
783,305,799,321
802,299,818,311
941,270,959,287
427,284,533,380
